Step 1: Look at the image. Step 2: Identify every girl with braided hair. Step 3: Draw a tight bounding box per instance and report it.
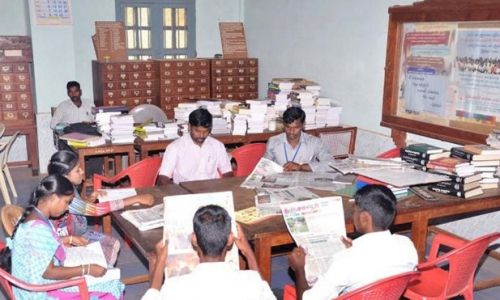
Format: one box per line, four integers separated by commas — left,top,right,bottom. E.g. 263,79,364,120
0,175,124,299
48,150,154,266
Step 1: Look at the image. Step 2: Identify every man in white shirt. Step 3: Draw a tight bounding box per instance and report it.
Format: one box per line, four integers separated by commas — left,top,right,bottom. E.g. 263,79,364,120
50,81,95,129
158,108,233,184
264,107,332,172
288,185,418,300
142,205,276,300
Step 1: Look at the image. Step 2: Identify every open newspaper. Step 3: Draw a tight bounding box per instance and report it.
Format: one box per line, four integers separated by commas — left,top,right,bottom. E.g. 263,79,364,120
280,197,346,285
328,156,404,175
163,191,238,278
241,158,283,188
64,242,120,285
255,186,319,215
242,158,352,191
120,203,164,231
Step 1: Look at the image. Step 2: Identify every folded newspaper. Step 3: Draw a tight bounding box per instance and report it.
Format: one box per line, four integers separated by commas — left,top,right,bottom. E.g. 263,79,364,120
120,203,164,231
163,191,239,278
280,197,346,285
255,186,319,216
98,188,137,203
241,158,283,189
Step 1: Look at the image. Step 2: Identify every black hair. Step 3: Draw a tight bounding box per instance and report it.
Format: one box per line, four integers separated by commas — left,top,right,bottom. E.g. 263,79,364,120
0,175,74,272
193,205,231,257
188,108,213,129
47,150,79,176
354,184,397,230
66,81,80,90
283,107,306,124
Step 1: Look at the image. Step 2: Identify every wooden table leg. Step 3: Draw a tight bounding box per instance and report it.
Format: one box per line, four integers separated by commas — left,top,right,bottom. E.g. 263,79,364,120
102,215,112,235
410,214,429,262
254,236,273,284
26,130,39,176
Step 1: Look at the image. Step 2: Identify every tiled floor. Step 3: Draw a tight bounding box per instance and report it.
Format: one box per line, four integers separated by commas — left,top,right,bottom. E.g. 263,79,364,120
0,167,498,299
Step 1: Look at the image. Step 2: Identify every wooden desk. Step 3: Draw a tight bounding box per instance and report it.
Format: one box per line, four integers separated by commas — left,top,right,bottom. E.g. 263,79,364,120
5,124,39,175
180,177,500,283
135,126,346,159
111,184,190,284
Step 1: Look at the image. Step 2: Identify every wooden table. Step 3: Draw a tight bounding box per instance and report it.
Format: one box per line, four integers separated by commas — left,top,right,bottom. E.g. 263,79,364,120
134,126,346,159
111,184,190,284
180,177,500,283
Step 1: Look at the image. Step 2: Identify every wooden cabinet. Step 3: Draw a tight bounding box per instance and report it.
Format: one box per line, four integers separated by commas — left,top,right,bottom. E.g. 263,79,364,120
92,60,159,109
158,59,210,118
0,36,39,175
210,58,258,100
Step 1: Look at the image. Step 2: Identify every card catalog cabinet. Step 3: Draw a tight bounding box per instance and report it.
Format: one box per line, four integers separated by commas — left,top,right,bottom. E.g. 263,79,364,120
92,61,159,109
0,37,35,125
158,59,210,118
210,58,258,100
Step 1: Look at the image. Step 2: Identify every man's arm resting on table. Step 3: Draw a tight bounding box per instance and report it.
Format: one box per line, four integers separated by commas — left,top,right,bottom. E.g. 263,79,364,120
158,175,173,185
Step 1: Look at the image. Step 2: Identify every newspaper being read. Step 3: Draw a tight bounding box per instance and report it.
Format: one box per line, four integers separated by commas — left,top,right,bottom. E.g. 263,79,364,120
281,197,346,284
255,186,319,216
163,191,238,278
120,203,164,231
64,242,121,285
241,158,283,188
98,188,137,203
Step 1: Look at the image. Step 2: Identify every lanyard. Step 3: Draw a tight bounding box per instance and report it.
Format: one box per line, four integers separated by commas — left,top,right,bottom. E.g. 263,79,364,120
284,142,302,163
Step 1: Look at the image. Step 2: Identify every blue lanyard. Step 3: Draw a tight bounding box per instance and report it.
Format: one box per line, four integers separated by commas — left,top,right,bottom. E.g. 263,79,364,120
284,142,302,163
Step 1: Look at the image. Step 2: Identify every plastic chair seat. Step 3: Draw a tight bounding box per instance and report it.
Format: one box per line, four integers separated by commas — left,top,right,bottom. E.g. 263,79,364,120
230,143,266,177
403,267,448,299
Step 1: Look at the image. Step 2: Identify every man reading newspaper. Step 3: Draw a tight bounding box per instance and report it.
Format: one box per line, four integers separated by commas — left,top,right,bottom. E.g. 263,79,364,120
142,205,276,300
286,185,418,300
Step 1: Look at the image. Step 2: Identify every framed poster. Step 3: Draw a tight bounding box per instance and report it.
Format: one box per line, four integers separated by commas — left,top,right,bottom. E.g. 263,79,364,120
382,0,500,145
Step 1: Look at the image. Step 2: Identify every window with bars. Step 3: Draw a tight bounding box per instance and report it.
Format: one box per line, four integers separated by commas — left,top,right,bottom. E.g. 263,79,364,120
116,0,196,60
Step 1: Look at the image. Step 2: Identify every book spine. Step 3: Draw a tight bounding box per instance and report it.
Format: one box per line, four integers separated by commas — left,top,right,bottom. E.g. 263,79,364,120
428,185,463,197
450,148,473,161
400,153,428,166
400,148,428,159
426,164,454,173
432,181,466,192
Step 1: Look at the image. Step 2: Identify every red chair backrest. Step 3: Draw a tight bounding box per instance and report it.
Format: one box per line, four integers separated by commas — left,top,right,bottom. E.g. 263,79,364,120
336,271,419,300
231,143,267,177
437,232,500,297
377,147,401,159
0,242,90,299
125,156,162,188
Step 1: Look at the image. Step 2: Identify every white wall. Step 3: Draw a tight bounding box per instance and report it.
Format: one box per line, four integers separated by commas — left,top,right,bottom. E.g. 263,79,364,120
0,0,30,36
244,0,414,136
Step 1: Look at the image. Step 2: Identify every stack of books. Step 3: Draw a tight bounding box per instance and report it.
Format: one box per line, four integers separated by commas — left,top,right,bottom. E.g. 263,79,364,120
163,122,180,140
246,100,268,134
267,80,294,100
274,93,289,113
95,111,122,140
355,175,409,198
426,157,475,177
315,98,342,127
110,115,135,144
59,132,106,148
174,103,198,123
400,143,450,167
212,117,231,135
232,114,247,135
451,145,500,190
137,124,165,141
197,100,222,117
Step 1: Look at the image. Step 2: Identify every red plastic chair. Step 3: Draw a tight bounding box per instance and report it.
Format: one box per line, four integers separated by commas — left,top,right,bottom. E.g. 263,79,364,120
404,232,500,300
0,242,90,299
377,147,401,159
93,156,162,190
283,271,418,300
230,143,267,177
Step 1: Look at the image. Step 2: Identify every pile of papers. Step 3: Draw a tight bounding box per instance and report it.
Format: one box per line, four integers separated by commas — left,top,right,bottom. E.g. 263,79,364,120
110,114,135,144
174,103,198,123
232,114,247,135
121,203,164,231
212,117,231,135
95,111,122,140
197,100,222,117
139,124,165,141
163,122,180,139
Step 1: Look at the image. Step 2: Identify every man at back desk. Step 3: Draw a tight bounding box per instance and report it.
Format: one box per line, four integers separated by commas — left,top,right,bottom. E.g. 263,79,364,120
264,106,332,172
158,108,234,185
50,81,94,129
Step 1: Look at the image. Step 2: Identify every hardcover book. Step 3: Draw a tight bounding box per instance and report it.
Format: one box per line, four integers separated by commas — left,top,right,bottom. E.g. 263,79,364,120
406,143,444,154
